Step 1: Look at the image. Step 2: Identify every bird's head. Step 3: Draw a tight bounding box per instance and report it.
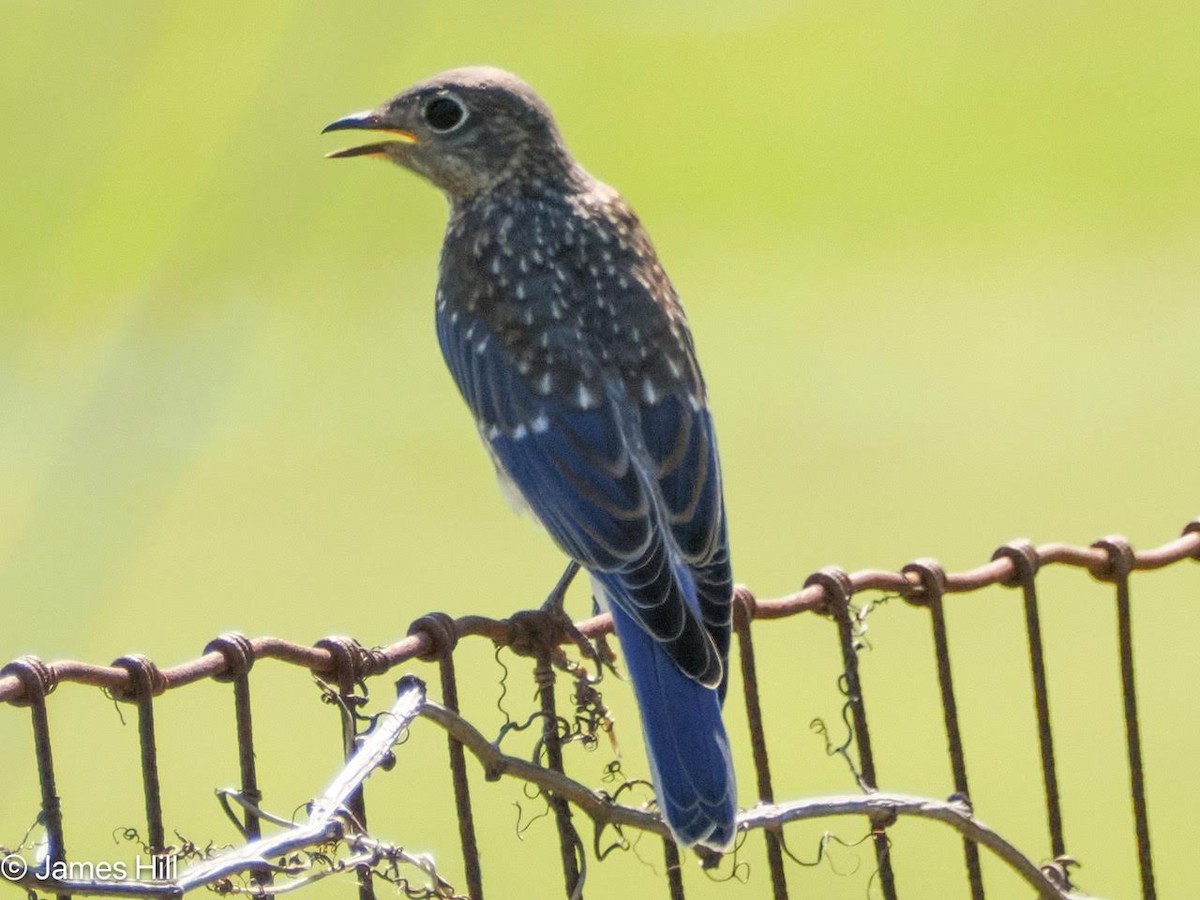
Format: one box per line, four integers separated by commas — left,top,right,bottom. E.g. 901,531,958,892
323,66,580,198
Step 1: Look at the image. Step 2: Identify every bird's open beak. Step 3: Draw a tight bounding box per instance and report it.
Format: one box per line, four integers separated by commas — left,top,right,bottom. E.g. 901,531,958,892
321,110,418,159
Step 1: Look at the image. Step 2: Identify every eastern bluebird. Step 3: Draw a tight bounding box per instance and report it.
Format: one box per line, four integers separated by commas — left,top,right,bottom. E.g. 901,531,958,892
325,67,737,851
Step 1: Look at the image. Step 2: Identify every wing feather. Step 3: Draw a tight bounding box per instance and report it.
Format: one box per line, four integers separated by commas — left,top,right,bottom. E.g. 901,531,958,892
435,227,731,686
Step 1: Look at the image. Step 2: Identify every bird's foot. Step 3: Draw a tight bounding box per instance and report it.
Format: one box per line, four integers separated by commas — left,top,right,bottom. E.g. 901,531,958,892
506,560,601,668
539,561,612,672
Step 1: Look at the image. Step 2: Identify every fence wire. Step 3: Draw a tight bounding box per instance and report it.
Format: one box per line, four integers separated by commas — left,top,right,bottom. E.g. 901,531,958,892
2,518,1197,900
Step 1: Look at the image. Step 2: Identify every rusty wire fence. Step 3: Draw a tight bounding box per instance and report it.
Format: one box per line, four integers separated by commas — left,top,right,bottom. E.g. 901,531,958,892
2,518,1198,900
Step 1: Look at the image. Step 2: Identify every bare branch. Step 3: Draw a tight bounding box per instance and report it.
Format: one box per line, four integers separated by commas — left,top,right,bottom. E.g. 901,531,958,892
418,701,671,839
421,701,1096,900
742,796,1097,900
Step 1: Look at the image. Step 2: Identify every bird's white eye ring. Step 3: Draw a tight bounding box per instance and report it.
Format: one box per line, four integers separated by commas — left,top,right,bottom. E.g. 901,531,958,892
424,95,467,132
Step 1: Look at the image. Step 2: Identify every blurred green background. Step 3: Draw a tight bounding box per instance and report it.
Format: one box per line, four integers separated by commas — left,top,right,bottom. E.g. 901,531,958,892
1,2,1197,898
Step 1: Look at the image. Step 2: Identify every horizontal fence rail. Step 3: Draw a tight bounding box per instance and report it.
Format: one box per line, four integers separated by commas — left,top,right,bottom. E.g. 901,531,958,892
2,518,1197,900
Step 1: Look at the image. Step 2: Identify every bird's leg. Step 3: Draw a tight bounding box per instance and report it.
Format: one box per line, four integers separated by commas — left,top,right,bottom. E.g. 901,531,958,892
536,560,604,669
540,560,581,613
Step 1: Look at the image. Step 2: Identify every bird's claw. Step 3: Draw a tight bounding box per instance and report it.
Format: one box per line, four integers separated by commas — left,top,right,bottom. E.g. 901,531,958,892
501,561,599,668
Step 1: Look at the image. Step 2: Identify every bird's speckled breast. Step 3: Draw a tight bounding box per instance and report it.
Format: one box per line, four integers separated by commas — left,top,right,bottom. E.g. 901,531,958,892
435,180,705,413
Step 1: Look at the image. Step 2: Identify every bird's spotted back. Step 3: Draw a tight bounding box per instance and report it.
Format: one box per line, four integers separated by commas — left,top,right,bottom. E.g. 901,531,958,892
437,178,704,425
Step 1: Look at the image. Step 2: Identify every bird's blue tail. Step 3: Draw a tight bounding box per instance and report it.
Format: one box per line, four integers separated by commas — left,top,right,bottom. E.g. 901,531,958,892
602,579,737,851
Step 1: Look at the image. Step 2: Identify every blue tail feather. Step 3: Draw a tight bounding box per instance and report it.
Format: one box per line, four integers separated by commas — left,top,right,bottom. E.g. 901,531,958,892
601,578,737,851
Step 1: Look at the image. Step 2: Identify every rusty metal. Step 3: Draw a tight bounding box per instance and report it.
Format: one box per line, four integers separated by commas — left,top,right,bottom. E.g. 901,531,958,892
806,566,897,900
4,524,1199,705
662,838,685,900
902,560,984,900
992,540,1067,863
1,656,69,900
204,632,270,889
316,636,382,900
3,519,1200,899
1090,536,1157,900
409,612,484,900
534,649,584,898
110,655,167,859
732,588,788,900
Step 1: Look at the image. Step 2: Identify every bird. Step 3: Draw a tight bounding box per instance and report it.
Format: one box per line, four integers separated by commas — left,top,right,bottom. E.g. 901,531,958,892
323,66,737,852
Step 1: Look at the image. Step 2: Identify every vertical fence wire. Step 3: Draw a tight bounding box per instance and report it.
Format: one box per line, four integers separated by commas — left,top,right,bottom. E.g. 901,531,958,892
806,568,898,900
135,697,165,859
992,542,1067,862
902,562,984,900
439,652,484,899
338,696,378,900
228,673,272,889
205,633,271,890
732,591,788,900
317,637,379,900
112,655,167,864
29,691,70,900
662,839,685,900
535,650,584,898
1,657,70,900
407,613,485,899
1091,538,1156,900
230,676,263,836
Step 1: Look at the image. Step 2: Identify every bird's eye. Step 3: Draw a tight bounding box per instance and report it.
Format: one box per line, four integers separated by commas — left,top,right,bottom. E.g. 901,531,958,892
424,96,466,132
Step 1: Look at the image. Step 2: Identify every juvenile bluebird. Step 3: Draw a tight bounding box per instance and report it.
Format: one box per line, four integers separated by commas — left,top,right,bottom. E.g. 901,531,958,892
324,67,737,851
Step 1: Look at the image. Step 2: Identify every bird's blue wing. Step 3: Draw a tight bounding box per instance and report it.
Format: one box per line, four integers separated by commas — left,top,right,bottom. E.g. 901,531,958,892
639,392,733,664
437,310,723,687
